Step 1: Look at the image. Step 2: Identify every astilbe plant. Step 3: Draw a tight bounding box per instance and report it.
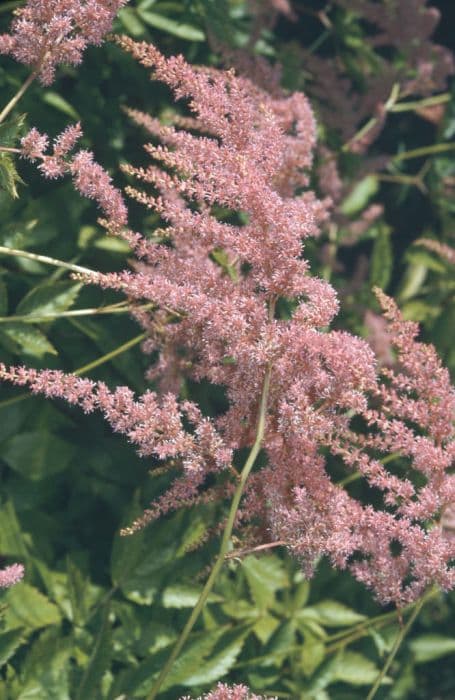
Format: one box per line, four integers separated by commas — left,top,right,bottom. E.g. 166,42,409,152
1,37,454,614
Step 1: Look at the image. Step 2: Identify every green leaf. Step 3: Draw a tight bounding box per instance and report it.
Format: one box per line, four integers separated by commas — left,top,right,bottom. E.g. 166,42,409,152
75,607,112,700
160,627,225,691
0,322,57,358
300,635,326,677
401,300,440,322
182,628,248,686
406,248,448,273
92,235,131,253
18,627,71,700
262,620,296,666
340,175,378,216
242,555,289,609
4,584,61,631
118,7,146,36
162,583,222,608
303,600,366,627
410,634,455,663
370,225,393,290
126,628,225,696
333,651,385,686
2,431,75,480
41,92,80,120
252,613,280,644
0,114,26,148
398,263,428,301
0,629,26,667
16,282,82,318
137,9,205,41
0,154,24,199
0,500,28,558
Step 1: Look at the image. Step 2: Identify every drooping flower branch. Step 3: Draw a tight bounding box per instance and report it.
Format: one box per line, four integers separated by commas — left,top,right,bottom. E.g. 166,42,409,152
20,123,128,228
0,0,128,86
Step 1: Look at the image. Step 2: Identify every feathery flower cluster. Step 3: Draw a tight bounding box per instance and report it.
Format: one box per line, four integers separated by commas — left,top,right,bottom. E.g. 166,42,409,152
2,42,455,606
0,0,127,85
20,124,128,227
180,684,273,700
0,563,24,589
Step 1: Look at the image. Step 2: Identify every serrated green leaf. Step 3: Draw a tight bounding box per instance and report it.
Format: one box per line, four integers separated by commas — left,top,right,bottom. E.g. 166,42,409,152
138,9,205,41
181,628,248,686
0,114,26,148
160,627,225,691
41,92,80,120
341,175,378,216
2,431,75,480
0,154,24,199
410,634,455,663
4,584,61,631
303,600,366,627
0,629,26,667
16,282,82,318
0,322,57,357
242,555,289,609
333,651,386,686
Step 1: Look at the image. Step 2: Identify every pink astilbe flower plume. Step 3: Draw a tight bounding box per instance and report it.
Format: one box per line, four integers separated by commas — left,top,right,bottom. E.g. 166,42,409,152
2,40,455,607
0,563,24,589
0,0,128,85
20,123,128,227
180,684,274,700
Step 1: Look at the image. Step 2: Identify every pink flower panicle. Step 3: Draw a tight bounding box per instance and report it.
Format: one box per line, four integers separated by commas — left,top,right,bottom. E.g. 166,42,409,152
20,124,127,227
180,683,274,700
0,0,127,85
0,563,24,589
3,42,455,606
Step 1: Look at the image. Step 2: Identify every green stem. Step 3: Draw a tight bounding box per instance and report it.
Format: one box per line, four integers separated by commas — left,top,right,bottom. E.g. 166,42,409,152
394,143,455,161
342,83,400,153
0,245,96,276
146,363,273,700
74,333,146,376
389,92,450,113
366,590,431,700
0,302,154,324
0,69,38,125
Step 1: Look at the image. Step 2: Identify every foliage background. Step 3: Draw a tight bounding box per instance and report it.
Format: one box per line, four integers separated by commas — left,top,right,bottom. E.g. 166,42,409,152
0,1,454,698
